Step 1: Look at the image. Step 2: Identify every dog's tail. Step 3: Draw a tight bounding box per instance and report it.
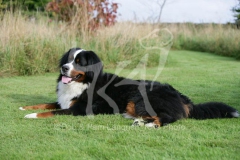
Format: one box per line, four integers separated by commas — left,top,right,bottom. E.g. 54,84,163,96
189,102,239,119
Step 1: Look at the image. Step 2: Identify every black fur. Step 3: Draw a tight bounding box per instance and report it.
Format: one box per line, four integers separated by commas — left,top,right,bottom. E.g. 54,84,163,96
57,48,239,126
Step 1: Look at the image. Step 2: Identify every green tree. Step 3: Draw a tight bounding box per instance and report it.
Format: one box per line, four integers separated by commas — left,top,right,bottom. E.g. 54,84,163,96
233,0,240,28
1,0,50,12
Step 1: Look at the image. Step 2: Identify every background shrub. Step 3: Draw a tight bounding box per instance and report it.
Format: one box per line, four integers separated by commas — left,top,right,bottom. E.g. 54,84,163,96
46,0,119,31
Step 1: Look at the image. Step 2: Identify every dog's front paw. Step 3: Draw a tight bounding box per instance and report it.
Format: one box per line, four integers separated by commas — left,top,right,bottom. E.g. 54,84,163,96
19,107,25,110
24,113,37,118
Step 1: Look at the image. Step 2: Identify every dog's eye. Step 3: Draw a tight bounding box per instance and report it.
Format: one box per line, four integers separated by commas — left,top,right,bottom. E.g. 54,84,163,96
75,58,80,64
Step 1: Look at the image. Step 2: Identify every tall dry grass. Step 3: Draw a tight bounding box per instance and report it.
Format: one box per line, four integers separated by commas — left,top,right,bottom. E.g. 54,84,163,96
167,23,240,58
0,11,239,76
0,11,74,76
0,12,160,76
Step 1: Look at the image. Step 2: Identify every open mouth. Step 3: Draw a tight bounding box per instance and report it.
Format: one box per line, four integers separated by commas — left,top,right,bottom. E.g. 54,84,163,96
61,74,82,84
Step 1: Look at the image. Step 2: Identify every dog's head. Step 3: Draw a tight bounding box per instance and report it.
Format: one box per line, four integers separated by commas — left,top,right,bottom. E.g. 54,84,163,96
59,48,103,84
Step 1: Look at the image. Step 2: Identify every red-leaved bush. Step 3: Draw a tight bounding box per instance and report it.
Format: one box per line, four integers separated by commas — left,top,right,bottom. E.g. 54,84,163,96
46,0,119,31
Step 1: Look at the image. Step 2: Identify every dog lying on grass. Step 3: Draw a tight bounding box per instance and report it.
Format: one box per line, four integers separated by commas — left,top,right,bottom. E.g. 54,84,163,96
20,48,239,127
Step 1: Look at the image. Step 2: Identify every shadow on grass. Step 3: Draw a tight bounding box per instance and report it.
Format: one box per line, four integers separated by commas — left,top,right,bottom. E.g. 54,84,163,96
7,93,56,105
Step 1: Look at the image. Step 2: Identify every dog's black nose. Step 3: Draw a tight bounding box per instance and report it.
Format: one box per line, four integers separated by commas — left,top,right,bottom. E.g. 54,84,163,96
62,65,69,72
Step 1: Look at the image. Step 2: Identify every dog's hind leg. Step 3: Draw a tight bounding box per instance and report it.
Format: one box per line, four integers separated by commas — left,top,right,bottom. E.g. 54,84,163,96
132,116,162,128
123,101,162,128
122,101,138,119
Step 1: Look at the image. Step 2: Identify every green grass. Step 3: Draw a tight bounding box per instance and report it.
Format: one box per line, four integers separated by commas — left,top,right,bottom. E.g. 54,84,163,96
0,50,240,159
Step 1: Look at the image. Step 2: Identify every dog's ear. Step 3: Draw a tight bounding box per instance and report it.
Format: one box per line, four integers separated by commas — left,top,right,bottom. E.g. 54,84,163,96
82,51,103,82
59,50,70,68
59,48,81,67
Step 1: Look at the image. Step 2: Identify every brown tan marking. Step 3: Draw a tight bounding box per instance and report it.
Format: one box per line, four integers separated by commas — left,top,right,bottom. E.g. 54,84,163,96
126,101,137,118
182,103,192,118
21,103,58,110
36,111,54,118
70,99,78,107
142,116,161,127
70,69,86,82
32,109,73,118
76,74,86,83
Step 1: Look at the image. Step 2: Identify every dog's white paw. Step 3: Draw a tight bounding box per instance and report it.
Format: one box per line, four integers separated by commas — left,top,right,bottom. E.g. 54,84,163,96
24,113,37,118
132,118,159,128
19,107,25,110
132,118,146,127
231,111,239,118
145,122,159,128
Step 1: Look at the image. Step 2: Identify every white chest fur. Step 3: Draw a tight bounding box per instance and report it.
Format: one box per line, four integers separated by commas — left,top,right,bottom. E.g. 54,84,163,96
57,81,88,109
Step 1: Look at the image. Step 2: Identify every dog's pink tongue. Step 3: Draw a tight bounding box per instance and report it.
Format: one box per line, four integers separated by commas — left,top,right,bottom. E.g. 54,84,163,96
62,76,72,84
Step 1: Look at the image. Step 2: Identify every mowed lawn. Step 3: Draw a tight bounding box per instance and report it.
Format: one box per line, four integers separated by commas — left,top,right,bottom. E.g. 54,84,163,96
0,50,239,160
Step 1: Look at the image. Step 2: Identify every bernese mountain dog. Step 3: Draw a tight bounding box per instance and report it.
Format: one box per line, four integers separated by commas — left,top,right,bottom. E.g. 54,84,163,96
20,48,239,127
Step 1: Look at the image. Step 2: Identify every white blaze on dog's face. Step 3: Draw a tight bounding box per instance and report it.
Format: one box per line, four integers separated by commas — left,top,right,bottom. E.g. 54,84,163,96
61,49,86,84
